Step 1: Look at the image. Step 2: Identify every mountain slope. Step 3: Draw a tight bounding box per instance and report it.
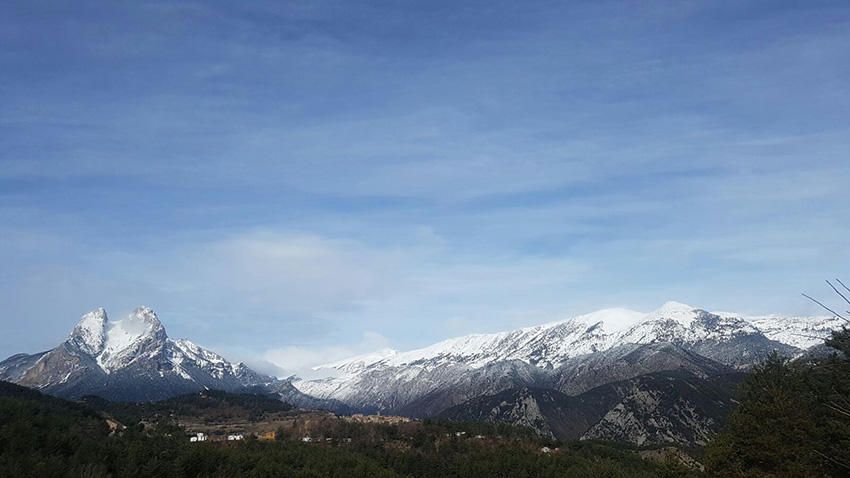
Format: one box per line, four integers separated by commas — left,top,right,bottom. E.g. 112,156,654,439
439,370,744,447
551,341,732,396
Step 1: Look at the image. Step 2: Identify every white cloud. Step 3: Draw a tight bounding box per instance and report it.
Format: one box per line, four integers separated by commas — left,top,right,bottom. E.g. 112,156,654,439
262,330,391,378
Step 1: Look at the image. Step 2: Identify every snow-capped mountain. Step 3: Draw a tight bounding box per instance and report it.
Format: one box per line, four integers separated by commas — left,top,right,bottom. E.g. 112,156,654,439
0,307,272,401
293,301,839,414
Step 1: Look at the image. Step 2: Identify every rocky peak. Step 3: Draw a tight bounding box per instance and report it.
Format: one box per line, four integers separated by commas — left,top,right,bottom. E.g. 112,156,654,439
67,307,108,356
96,306,167,371
127,306,164,333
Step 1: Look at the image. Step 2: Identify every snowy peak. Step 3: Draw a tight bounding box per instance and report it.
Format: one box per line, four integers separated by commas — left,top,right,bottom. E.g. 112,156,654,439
616,303,763,346
126,306,164,334
68,307,108,355
571,307,646,332
171,338,242,379
646,301,698,323
67,306,165,362
97,306,167,371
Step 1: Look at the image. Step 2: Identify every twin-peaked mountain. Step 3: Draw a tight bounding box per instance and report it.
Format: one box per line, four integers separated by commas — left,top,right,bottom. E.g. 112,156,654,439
0,307,271,401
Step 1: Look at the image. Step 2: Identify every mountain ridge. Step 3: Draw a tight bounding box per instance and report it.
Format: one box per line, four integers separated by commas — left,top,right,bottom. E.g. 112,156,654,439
293,301,831,411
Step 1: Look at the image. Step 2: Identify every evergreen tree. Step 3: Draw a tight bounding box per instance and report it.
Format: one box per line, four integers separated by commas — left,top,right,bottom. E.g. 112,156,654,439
706,281,850,477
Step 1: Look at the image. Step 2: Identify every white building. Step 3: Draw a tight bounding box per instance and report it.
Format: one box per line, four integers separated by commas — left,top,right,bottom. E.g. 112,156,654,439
190,432,208,443
227,434,244,441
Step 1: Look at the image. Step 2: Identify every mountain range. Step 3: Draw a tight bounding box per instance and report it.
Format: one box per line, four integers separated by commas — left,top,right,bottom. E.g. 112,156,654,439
287,301,841,444
1,302,842,446
292,302,838,409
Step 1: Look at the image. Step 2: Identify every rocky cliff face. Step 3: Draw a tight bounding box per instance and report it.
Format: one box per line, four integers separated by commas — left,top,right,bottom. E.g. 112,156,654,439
439,369,744,447
578,371,741,446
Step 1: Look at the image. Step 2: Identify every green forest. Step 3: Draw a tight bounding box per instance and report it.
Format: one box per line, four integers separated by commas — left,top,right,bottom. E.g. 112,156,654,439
0,379,696,478
704,328,850,476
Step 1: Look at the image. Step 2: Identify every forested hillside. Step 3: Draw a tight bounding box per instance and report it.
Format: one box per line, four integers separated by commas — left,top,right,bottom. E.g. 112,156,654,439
0,381,698,477
705,328,850,477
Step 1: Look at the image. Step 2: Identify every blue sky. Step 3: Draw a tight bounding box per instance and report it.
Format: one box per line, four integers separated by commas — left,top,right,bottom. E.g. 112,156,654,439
1,0,849,375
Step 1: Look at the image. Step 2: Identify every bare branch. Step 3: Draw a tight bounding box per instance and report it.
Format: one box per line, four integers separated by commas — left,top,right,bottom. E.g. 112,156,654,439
802,293,850,323
813,449,850,470
836,278,850,295
825,402,850,419
826,280,850,307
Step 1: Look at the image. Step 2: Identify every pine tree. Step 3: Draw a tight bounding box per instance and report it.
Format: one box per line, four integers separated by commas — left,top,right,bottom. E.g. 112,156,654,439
705,353,822,476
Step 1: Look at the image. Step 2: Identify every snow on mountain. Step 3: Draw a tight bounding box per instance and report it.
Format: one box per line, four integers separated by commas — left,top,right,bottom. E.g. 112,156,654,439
293,301,842,406
295,308,643,402
171,338,243,380
316,348,399,375
6,301,842,409
574,307,647,332
325,307,647,373
1,307,271,401
68,307,108,356
96,306,166,371
65,306,246,379
615,301,761,345
301,302,703,380
731,313,845,350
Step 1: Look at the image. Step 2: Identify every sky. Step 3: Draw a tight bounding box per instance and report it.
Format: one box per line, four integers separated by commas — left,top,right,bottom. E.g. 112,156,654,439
1,0,849,376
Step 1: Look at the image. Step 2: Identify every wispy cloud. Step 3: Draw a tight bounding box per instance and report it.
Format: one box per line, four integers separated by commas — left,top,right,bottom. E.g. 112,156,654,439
1,1,849,364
